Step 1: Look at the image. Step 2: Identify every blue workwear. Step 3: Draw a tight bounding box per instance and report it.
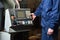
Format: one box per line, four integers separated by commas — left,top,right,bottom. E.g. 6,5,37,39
34,0,59,40
34,0,59,29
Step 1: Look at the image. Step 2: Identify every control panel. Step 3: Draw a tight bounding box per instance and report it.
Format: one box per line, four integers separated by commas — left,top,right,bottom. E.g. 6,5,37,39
9,8,33,32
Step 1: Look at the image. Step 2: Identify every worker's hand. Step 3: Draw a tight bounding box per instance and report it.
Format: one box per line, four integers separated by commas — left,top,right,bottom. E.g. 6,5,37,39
16,6,20,9
47,28,54,35
31,13,36,20
11,16,15,20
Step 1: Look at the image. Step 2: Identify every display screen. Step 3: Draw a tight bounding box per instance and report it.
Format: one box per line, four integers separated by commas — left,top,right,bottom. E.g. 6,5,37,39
15,9,31,19
17,10,26,18
9,8,31,19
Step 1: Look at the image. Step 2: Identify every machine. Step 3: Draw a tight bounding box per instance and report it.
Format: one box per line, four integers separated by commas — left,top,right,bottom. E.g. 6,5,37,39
1,8,33,40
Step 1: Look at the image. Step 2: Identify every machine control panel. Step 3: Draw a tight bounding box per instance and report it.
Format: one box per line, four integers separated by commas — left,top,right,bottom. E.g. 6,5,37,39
9,8,33,32
17,20,33,25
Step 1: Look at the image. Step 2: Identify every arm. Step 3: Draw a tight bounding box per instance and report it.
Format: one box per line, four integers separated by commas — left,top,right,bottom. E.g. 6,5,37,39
47,0,59,29
46,0,59,35
15,0,20,9
31,1,43,20
34,1,43,16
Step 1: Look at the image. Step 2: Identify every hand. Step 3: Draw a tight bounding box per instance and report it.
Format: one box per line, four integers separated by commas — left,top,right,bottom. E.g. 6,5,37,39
31,13,36,20
16,6,20,9
47,28,54,35
11,16,15,20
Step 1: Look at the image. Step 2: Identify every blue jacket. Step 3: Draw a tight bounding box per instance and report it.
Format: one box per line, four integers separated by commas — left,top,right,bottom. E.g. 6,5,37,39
34,0,59,29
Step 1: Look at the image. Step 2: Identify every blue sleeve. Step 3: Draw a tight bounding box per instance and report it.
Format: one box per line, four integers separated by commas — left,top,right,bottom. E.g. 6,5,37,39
47,0,59,29
34,1,43,16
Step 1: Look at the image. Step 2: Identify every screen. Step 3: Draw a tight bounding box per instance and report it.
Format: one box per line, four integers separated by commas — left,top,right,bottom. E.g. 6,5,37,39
9,8,31,19
15,9,31,19
17,10,26,18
